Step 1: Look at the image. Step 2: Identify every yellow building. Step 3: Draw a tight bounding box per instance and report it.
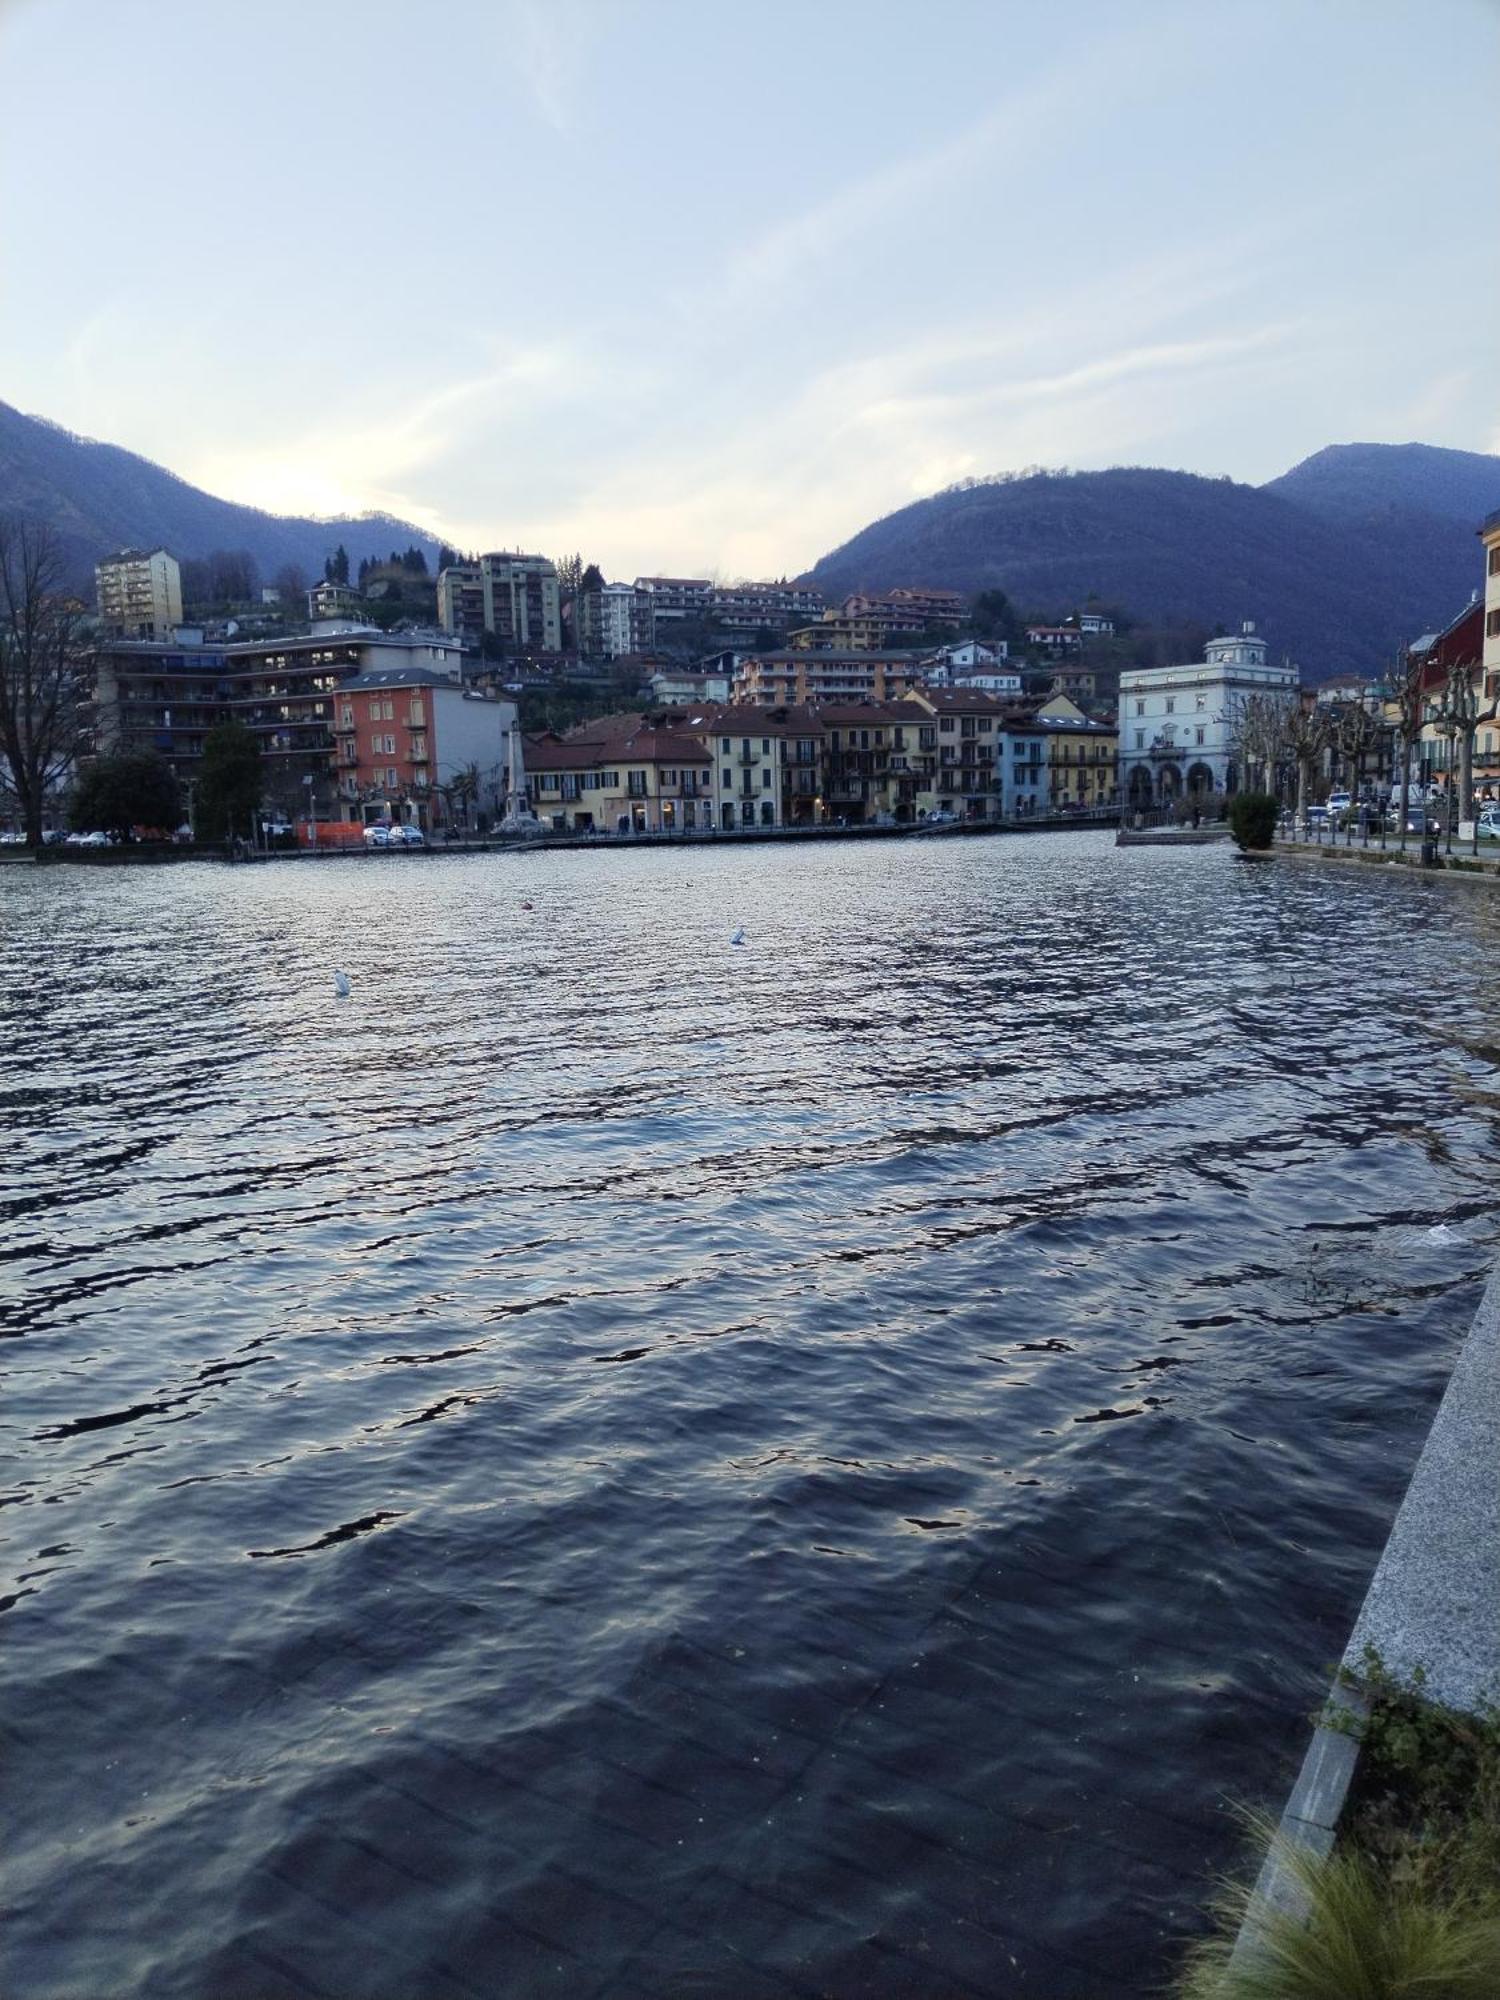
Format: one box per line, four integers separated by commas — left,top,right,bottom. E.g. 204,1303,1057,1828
1033,693,1118,808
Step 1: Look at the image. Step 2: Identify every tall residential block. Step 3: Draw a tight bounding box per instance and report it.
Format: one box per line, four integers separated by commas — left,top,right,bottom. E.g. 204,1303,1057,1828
479,553,561,652
95,548,183,640
436,565,486,644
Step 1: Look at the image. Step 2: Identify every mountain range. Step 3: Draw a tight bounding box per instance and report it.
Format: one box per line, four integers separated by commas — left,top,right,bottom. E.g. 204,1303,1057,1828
2,397,1496,676
803,443,1500,675
0,401,442,585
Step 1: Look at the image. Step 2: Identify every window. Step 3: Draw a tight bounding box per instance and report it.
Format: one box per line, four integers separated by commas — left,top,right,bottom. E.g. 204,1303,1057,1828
1195,694,1206,711
1195,727,1205,745
1487,610,1500,638
1135,699,1145,716
1135,730,1145,749
761,738,770,753
761,769,771,789
1489,545,1500,576
940,716,955,733
340,705,354,727
1165,697,1176,715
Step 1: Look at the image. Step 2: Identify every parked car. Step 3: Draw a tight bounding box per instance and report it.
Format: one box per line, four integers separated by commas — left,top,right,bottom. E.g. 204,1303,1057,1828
1477,809,1500,842
363,824,392,848
390,824,425,847
1325,791,1352,817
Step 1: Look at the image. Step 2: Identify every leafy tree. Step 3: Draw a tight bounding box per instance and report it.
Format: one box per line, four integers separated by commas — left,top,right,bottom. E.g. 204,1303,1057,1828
436,544,460,573
357,557,370,587
968,589,1022,647
402,545,428,575
69,752,180,837
196,721,262,842
0,517,90,846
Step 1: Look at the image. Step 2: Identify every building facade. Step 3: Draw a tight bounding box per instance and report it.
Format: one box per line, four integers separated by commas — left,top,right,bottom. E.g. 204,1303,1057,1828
95,549,183,640
1032,695,1118,809
1117,623,1298,808
332,666,518,829
635,577,712,627
1480,512,1500,799
436,565,486,645
90,624,467,808
731,649,926,706
480,554,562,652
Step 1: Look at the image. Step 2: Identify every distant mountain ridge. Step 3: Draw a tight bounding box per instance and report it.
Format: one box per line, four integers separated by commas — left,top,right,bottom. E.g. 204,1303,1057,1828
0,400,444,587
803,444,1500,676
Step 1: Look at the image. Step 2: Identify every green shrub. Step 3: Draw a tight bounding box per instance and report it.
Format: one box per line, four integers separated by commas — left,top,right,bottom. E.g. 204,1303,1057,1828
1228,793,1278,851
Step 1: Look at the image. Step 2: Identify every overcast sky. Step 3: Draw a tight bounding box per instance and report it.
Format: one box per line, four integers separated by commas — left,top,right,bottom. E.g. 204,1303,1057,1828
2,0,1497,578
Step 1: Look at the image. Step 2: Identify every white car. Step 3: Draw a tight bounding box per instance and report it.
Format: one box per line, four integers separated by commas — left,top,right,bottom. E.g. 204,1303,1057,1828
1324,791,1352,818
1477,809,1500,842
363,824,392,848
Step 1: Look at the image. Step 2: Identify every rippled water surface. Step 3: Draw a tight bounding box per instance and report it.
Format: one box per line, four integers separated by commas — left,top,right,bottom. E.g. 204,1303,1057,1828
4,835,1499,1999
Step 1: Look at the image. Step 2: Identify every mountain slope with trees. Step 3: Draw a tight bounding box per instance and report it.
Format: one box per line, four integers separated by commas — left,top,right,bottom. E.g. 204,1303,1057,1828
0,400,443,589
802,449,1500,676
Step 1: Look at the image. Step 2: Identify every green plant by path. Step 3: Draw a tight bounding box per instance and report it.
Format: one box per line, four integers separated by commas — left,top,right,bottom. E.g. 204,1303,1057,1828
1177,1819,1500,1999
1178,1650,1500,1998
1228,792,1278,851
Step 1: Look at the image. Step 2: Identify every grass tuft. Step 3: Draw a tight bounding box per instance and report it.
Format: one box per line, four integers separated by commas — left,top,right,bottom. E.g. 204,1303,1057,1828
1177,1822,1500,1999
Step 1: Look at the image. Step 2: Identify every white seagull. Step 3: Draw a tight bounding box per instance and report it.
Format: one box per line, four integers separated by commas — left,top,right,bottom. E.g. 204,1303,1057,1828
333,970,352,999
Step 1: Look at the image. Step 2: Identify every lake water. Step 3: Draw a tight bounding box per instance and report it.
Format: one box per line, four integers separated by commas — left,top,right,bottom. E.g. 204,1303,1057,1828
4,833,1498,1999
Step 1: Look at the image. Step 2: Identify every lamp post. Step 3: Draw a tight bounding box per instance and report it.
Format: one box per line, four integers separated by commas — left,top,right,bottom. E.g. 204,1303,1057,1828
302,772,317,852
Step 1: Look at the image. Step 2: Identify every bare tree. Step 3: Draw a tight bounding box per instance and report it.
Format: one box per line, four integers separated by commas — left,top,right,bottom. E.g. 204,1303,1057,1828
1226,691,1294,797
0,518,91,847
1330,698,1383,820
1283,701,1333,821
1383,650,1426,851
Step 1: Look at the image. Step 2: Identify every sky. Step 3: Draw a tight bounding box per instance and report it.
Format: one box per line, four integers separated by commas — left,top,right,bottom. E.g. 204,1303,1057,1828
2,0,1497,578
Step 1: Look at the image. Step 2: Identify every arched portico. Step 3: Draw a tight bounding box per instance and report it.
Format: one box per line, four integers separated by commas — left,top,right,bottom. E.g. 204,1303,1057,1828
1127,765,1153,808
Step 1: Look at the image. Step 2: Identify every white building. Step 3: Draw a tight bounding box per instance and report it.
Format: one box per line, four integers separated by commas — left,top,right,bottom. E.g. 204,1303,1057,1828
96,548,182,639
1118,622,1298,809
647,668,732,705
601,581,652,658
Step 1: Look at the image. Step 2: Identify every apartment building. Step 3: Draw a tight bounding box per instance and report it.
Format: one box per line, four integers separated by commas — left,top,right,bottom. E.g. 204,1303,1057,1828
842,587,964,632
436,565,487,645
707,581,825,632
90,625,467,797
635,577,713,626
308,580,362,621
95,549,183,640
731,649,926,706
332,666,518,829
480,553,562,652
576,574,655,659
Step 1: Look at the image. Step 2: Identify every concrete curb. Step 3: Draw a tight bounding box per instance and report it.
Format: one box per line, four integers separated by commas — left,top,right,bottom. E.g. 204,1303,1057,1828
1229,1253,1500,1964
1272,840,1500,883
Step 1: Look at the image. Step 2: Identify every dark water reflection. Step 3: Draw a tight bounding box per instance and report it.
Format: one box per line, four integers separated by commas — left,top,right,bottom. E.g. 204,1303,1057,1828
3,834,1498,1998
